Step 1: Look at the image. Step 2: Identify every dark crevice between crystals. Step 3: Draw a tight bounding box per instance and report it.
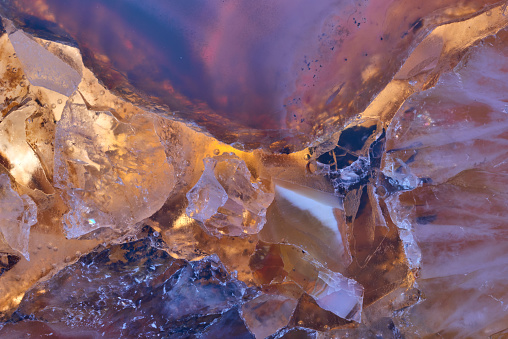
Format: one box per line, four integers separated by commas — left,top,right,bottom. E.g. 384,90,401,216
315,124,378,172
0,253,20,277
0,9,77,47
315,126,385,196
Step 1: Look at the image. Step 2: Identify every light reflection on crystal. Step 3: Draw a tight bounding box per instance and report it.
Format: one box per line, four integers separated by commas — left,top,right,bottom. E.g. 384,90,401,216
8,28,81,97
0,174,36,261
187,153,274,237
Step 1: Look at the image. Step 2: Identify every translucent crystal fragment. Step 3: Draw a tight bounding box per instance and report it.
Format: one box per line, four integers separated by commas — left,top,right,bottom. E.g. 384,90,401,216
262,244,364,322
187,154,273,237
199,307,254,339
241,293,298,339
248,241,364,327
260,179,351,272
54,93,175,237
289,293,353,332
10,238,250,337
0,174,36,260
0,99,53,193
8,29,81,97
311,270,363,322
383,28,508,337
186,158,229,224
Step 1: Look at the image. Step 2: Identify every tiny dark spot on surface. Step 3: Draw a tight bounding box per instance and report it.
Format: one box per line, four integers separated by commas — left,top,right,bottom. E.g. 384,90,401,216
416,215,437,225
0,152,12,170
280,147,291,155
411,18,423,32
380,37,383,40
344,58,348,61
419,177,433,184
405,153,417,165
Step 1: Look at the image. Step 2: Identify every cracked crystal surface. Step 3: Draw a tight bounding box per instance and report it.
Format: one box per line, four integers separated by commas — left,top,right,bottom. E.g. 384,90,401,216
0,1,508,338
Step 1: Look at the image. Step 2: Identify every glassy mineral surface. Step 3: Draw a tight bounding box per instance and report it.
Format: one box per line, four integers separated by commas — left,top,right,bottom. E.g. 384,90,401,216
0,1,507,338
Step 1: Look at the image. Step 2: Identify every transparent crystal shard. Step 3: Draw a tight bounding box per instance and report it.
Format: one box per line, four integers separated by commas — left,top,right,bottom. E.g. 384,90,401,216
384,194,421,269
187,153,274,237
0,98,53,193
54,93,175,238
241,293,298,338
7,27,81,97
311,270,363,323
251,243,364,323
0,31,29,111
186,158,229,223
0,174,37,261
199,307,254,339
289,293,353,332
260,179,351,273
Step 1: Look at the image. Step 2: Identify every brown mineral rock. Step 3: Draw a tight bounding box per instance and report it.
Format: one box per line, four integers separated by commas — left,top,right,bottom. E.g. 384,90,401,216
0,1,507,338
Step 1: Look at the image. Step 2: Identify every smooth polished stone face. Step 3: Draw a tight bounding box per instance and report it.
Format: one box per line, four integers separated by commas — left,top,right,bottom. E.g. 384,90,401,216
6,0,501,149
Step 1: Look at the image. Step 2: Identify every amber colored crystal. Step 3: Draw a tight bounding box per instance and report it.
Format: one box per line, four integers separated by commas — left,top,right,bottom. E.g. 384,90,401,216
0,1,508,338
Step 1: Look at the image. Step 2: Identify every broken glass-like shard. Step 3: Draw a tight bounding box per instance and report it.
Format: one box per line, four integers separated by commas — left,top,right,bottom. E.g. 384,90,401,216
0,174,36,260
54,93,175,238
187,153,274,237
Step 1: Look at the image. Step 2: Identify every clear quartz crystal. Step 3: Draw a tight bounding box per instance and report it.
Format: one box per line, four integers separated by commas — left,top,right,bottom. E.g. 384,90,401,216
0,174,36,261
8,28,81,96
186,153,274,237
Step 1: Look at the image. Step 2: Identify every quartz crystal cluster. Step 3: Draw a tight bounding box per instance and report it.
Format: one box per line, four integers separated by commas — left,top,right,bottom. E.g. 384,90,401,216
0,1,508,338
